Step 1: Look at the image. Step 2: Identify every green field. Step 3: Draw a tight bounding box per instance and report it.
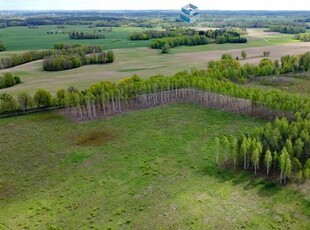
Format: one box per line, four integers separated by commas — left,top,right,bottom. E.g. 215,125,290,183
261,34,300,45
0,25,150,51
0,104,309,229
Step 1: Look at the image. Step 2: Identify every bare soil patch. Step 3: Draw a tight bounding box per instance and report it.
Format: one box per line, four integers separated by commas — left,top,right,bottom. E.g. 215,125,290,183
73,130,119,146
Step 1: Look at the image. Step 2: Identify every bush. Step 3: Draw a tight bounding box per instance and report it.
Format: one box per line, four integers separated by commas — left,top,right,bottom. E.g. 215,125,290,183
221,53,233,60
0,73,21,89
0,93,19,113
161,43,170,54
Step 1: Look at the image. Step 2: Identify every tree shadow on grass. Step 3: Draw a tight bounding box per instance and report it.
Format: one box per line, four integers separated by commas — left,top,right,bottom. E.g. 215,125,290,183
200,165,282,197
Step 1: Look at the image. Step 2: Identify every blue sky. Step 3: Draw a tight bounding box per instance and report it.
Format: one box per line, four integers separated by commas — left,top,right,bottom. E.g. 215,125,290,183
1,0,309,10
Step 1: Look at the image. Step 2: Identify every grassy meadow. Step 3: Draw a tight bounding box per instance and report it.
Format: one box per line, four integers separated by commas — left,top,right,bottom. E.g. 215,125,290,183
0,25,150,51
1,104,309,229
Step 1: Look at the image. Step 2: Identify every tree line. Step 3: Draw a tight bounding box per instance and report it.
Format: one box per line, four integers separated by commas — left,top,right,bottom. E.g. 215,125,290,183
0,50,54,69
43,50,114,71
0,72,21,89
129,28,196,40
267,25,306,34
199,28,247,44
207,51,310,82
69,31,106,40
294,33,310,42
0,44,107,70
150,35,210,49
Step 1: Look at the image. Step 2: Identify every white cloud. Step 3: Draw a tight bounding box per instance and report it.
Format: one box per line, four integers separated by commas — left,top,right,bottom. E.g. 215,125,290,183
1,0,310,10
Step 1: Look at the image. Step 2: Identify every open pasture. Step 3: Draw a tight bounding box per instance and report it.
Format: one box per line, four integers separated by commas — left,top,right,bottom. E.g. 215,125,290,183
0,104,309,229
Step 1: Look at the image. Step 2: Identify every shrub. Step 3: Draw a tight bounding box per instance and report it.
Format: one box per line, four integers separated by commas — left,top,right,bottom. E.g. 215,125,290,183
161,43,170,54
0,73,21,89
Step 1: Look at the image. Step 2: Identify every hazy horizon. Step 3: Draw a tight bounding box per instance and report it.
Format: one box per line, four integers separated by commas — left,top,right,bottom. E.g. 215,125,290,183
1,0,310,11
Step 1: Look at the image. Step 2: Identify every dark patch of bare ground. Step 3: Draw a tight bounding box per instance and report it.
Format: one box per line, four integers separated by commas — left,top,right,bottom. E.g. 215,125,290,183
0,180,15,200
73,130,119,147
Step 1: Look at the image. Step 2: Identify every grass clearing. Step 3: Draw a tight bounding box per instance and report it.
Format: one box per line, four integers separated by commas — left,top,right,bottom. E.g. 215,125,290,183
0,104,309,229
245,75,310,96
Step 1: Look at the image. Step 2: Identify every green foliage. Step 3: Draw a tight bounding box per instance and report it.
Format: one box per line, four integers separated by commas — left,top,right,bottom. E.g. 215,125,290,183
0,72,21,89
34,89,52,108
129,28,196,40
299,52,310,71
17,92,33,112
295,32,310,42
227,117,310,184
43,54,83,71
161,43,170,54
263,51,270,57
241,50,247,59
2,52,310,118
199,28,247,44
43,47,114,71
151,35,210,49
0,50,53,69
0,41,5,51
69,31,106,40
0,93,18,113
221,53,233,60
280,55,298,74
268,25,306,34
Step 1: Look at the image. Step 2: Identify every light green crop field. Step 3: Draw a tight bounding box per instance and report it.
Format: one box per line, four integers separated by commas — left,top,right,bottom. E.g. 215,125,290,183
0,104,309,229
0,25,150,51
